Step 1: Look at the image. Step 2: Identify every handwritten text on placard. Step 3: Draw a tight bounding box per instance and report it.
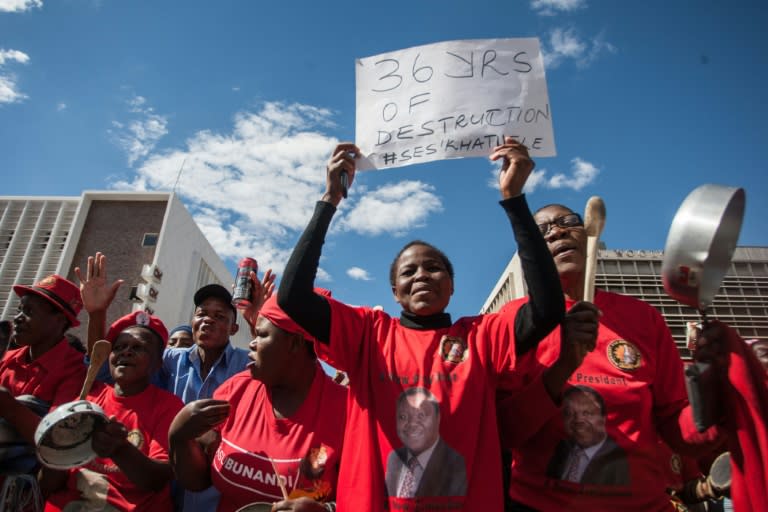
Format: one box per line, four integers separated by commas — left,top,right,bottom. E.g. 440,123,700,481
355,38,555,170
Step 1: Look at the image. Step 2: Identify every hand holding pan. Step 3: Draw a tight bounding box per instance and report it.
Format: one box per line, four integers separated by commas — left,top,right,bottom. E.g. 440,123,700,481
35,340,111,469
583,196,606,302
661,184,745,431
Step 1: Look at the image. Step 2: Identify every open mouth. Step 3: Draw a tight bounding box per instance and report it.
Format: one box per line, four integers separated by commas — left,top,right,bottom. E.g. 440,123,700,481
551,242,577,258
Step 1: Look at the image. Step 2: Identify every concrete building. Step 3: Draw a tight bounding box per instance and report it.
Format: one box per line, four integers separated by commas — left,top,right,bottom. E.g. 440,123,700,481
481,246,768,358
0,192,252,348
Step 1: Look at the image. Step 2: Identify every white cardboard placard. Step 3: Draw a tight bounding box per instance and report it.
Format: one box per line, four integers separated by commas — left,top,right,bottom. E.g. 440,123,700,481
355,38,555,170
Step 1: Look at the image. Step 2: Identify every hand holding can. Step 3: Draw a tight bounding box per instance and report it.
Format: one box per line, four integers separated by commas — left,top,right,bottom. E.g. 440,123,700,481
232,257,258,309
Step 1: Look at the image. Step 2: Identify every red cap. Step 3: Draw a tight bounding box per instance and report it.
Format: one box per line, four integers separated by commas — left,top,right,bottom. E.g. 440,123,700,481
106,310,169,348
13,274,83,327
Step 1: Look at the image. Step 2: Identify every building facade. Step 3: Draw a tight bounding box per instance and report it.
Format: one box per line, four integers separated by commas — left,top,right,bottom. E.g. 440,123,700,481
0,192,252,348
481,247,768,358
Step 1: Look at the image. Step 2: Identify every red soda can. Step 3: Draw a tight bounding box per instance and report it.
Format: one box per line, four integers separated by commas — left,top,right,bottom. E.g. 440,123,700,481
232,257,258,309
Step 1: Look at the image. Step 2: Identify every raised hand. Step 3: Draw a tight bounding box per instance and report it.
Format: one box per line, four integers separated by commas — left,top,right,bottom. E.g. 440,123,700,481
242,269,276,329
323,143,360,206
74,252,124,313
168,399,231,443
543,301,601,402
91,416,130,458
489,136,536,199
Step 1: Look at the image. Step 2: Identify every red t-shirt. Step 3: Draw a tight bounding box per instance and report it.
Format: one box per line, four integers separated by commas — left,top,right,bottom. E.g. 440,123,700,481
316,297,521,512
502,290,705,512
211,366,346,512
45,382,183,512
0,340,87,408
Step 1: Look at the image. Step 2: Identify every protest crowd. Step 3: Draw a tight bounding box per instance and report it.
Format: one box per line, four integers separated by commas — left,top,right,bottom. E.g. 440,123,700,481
0,137,766,512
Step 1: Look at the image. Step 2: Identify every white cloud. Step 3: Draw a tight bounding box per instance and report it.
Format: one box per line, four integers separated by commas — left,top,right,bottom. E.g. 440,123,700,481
336,181,443,237
0,49,29,66
519,157,600,193
531,0,586,16
111,101,444,276
0,0,42,12
108,94,169,166
542,27,616,69
0,49,30,104
524,169,549,193
56,102,67,111
316,267,332,283
547,157,599,190
347,267,372,281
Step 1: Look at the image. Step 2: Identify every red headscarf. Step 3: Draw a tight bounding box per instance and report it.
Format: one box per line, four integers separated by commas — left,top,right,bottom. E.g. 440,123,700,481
257,288,332,342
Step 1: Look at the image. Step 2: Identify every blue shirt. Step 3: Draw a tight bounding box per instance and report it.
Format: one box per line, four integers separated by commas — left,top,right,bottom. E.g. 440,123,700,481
162,342,250,402
162,342,250,512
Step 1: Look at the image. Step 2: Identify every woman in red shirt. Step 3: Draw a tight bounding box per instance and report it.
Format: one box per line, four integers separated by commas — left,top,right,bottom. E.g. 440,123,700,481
169,291,347,512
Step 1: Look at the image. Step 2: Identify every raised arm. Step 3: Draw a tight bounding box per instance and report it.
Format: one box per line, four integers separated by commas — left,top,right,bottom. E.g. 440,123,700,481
240,268,276,334
74,252,124,355
490,137,565,355
278,143,360,344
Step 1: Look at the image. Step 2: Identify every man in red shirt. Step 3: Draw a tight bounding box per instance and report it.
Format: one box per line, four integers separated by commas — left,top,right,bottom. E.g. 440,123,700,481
0,275,87,507
0,275,86,446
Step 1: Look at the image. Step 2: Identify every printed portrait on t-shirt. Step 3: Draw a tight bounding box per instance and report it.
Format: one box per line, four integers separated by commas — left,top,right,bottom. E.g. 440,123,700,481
384,387,467,498
545,385,630,486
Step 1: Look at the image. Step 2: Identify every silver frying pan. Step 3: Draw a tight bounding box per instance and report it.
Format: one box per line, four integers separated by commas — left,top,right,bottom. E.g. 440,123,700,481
661,183,745,432
662,184,745,314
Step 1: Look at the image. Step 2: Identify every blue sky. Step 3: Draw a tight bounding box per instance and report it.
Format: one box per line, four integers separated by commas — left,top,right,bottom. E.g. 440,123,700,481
2,0,766,319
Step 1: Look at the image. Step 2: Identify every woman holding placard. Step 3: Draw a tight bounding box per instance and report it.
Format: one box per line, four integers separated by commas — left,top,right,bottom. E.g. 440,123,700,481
275,137,590,510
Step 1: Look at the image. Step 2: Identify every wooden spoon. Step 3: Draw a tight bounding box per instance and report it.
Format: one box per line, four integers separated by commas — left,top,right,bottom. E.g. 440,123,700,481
583,196,606,302
80,340,111,400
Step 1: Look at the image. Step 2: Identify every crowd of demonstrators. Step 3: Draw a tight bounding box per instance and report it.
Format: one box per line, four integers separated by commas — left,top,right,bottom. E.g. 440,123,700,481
1,142,766,512
275,138,588,511
74,251,275,511
169,292,346,512
495,201,768,512
163,272,274,511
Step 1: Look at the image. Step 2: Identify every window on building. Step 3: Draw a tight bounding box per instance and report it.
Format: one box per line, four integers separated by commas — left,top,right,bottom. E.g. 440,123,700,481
142,233,159,247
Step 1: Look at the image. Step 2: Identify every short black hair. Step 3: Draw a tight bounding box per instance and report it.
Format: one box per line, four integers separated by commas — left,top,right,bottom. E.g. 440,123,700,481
389,240,455,286
534,203,575,216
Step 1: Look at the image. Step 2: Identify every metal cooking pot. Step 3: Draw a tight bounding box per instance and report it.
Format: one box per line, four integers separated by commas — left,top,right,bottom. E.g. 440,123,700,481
34,399,107,470
662,184,745,312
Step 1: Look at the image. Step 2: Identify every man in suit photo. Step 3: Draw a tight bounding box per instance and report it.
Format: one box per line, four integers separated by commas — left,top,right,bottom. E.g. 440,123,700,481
385,387,467,498
546,385,630,486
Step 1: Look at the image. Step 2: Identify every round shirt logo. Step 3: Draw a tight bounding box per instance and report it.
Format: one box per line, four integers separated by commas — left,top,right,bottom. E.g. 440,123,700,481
607,340,642,371
438,336,468,364
126,429,145,449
